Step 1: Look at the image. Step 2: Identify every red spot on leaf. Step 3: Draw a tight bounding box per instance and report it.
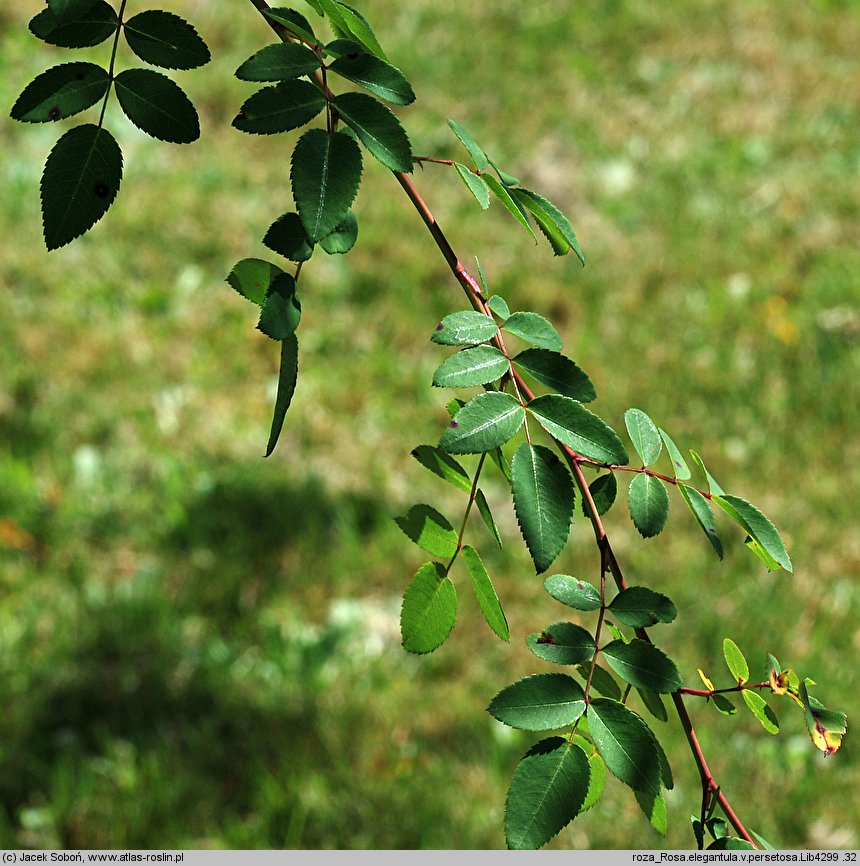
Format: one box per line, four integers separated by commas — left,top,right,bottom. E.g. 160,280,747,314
435,323,444,331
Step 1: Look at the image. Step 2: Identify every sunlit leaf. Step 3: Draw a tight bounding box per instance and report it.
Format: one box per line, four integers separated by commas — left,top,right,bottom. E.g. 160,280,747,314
712,494,792,573
462,545,508,641
503,312,563,352
395,504,458,558
447,118,489,170
410,445,471,493
440,392,525,454
679,483,723,558
635,789,668,836
799,683,847,757
484,173,537,242
432,345,509,388
544,574,601,611
690,450,725,496
658,428,691,480
526,622,595,666
513,348,595,402
488,673,586,731
742,690,779,734
624,408,662,467
723,638,749,684
512,187,585,264
475,489,502,547
602,639,683,694
319,209,358,254
454,162,490,209
628,473,669,538
400,562,457,654
431,310,498,346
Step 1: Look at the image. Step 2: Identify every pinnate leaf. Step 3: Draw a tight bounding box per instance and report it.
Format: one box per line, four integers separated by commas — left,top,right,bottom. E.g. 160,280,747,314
41,124,122,250
431,311,498,346
628,473,669,538
265,333,299,457
333,92,412,172
679,483,723,558
30,2,118,48
329,44,415,105
502,312,563,352
263,213,314,262
410,445,470,492
512,443,575,574
400,562,457,654
123,11,210,70
514,348,595,402
624,408,662,466
579,744,607,813
233,80,326,135
609,586,677,627
439,392,525,455
395,504,458,558
235,42,321,81
712,494,792,573
462,545,508,641
544,574,601,611
587,698,662,795
527,396,629,465
488,673,586,731
504,738,590,850
723,638,749,684
114,69,199,143
291,129,363,242
447,119,489,169
454,163,490,209
512,187,585,264
526,622,595,666
226,258,283,305
742,690,779,734
602,639,683,694
12,62,109,124
432,345,509,388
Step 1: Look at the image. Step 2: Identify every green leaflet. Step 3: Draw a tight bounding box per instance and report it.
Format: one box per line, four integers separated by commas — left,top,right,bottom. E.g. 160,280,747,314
712,494,792,573
708,839,756,851
447,118,489,170
439,392,525,455
235,42,322,81
636,687,669,723
319,209,358,254
511,443,575,574
587,698,662,795
512,187,585,265
723,638,750,684
30,2,118,48
233,80,326,135
333,2,388,60
679,483,724,558
431,310,498,346
226,258,283,305
503,312,563,352
263,8,319,45
461,545,508,641
333,92,412,173
291,128,363,242
544,574,602,611
484,173,537,242
658,428,691,480
582,473,617,517
475,490,503,547
48,0,99,21
328,43,415,105
256,273,301,340
264,213,314,262
491,160,521,187
454,163,490,209
114,69,199,144
395,504,458,558
265,333,299,457
526,622,595,666
122,10,210,70
488,673,586,731
635,789,668,836
40,123,122,250
504,738,590,850
711,694,737,715
690,450,725,496
581,749,606,813
488,294,510,320
742,690,779,734
608,586,677,628
432,345,509,388
513,348,595,402
400,562,457,654
624,408,662,467
410,445,471,493
12,62,110,123
628,473,670,538
527,395,629,465
602,639,683,694
580,664,623,700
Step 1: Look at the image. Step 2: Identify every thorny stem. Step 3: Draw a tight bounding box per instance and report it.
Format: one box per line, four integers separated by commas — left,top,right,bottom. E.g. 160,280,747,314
246,0,757,847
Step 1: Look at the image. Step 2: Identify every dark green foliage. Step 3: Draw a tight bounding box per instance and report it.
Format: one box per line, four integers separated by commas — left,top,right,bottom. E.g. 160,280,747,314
123,11,211,70
114,69,200,143
29,1,118,48
11,62,109,123
235,42,322,82
233,80,326,135
264,213,315,262
332,92,413,172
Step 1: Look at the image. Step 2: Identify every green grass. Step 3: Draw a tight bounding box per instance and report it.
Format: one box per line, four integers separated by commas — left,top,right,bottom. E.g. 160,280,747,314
1,0,859,850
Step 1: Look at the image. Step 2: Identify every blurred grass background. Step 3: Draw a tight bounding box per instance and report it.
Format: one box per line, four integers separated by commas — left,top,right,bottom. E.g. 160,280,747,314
1,0,858,850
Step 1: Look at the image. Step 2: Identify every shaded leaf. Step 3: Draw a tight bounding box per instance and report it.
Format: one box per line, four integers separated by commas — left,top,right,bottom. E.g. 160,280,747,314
578,664,623,700
256,273,301,340
395,504,458,558
502,312,563,352
582,473,617,517
439,392,525,454
329,43,415,105
432,345,509,388
12,62,109,123
514,348,595,402
226,258,283,305
431,310,498,346
708,838,755,851
512,187,585,264
628,473,669,538
635,790,668,836
123,10,210,70
624,408,662,466
114,69,199,143
658,428,691,480
333,92,412,172
41,123,122,250
580,748,606,813
48,0,98,21
723,638,749,684
488,673,586,731
512,443,575,573
679,483,724,558
742,690,779,734
291,128,363,242
475,490,503,547
263,8,318,45
526,622,595,666
492,160,521,187
544,574,601,611
609,586,677,627
410,445,471,493
690,450,725,495
602,639,683,694
528,396,628,464
319,209,358,254
30,2,117,48
400,562,457,654
488,294,510,320
448,118,489,170
462,545,508,641
454,162,490,209
236,42,321,82
233,79,326,135
636,688,669,723
265,333,299,457
505,738,590,850
712,695,737,715
484,173,537,241
713,494,792,573
263,212,314,262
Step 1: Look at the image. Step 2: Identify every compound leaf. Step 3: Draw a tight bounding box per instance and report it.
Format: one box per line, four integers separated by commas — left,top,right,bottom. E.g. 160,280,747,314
334,2,387,59
454,162,491,209
602,639,683,694
395,504,458,559
431,310,498,346
635,790,668,837
432,345,509,388
400,562,457,654
233,79,326,135
123,10,210,70
41,123,122,250
505,738,590,850
690,450,725,496
114,69,199,143
799,683,847,756
475,490,503,547
291,128,363,242
30,2,118,48
488,673,586,731
514,348,595,402
512,443,575,574
333,92,412,172
462,545,508,641
609,587,677,628
12,62,109,123
502,312,563,352
628,473,669,538
440,392,525,454
235,42,322,81
544,574,602,611
265,333,299,457
526,622,595,666
624,408,662,467
263,8,318,44
226,258,283,305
